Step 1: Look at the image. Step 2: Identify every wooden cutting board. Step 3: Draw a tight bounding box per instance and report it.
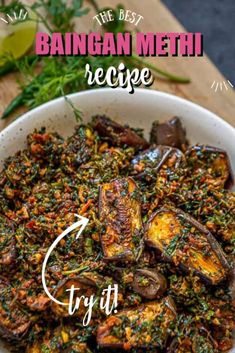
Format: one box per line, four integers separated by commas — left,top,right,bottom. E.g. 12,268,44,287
0,0,234,132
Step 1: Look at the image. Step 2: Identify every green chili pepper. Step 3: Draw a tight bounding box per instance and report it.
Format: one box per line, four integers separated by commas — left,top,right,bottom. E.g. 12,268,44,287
1,92,25,119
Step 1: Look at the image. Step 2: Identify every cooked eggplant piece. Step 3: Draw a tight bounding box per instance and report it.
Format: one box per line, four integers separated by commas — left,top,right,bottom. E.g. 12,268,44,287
0,215,17,270
131,145,185,178
99,177,143,262
132,268,167,299
150,117,188,150
145,208,229,285
97,297,177,349
92,115,149,150
0,278,31,340
186,145,233,189
137,248,157,267
111,267,166,299
51,276,97,317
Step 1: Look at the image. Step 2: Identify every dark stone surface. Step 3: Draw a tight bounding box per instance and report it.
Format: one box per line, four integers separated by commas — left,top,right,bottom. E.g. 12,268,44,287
163,0,235,83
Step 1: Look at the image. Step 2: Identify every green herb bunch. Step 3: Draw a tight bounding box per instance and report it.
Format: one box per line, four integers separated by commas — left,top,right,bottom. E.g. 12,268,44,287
0,0,190,120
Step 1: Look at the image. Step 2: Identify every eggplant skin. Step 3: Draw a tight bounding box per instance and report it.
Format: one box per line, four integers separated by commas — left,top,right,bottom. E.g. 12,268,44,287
51,276,97,317
97,296,176,350
99,177,143,262
186,145,233,189
150,117,188,150
131,145,185,178
132,268,167,299
112,267,166,299
145,207,229,285
0,278,30,341
92,115,149,150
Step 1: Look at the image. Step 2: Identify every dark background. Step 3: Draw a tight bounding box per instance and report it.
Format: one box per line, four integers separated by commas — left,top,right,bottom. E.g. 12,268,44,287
163,0,235,83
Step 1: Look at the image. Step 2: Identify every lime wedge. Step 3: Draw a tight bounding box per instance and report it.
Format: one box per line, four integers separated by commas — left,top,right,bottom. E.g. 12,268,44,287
0,9,37,65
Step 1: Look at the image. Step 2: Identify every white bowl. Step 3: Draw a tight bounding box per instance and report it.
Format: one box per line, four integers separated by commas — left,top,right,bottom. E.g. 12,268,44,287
0,88,234,353
0,88,235,172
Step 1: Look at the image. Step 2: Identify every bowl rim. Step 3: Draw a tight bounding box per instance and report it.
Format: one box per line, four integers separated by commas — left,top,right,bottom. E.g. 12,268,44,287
0,88,234,137
0,88,234,353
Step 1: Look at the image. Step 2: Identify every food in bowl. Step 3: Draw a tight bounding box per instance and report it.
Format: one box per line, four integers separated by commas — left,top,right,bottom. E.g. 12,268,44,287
0,115,234,352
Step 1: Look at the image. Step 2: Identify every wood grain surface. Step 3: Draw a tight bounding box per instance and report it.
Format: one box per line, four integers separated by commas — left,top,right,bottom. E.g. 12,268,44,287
0,0,234,132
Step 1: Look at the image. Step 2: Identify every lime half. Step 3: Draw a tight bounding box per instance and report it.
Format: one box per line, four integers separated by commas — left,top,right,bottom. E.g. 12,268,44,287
0,9,37,65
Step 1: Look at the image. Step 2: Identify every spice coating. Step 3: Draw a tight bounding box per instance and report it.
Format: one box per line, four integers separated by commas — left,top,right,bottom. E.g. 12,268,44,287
0,116,234,353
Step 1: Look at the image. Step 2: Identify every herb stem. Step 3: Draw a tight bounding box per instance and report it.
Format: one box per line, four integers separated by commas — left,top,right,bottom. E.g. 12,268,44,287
131,54,190,83
1,92,24,119
62,265,89,275
26,5,53,33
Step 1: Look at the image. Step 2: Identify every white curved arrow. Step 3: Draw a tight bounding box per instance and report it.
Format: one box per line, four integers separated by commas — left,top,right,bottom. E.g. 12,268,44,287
42,214,89,306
